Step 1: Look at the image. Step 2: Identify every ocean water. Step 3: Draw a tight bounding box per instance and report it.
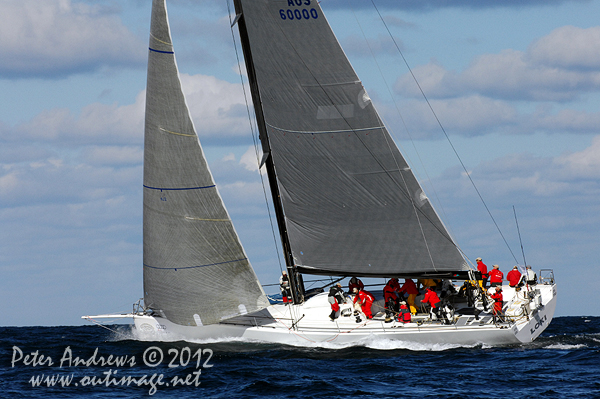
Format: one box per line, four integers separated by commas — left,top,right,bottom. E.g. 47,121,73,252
1,316,598,398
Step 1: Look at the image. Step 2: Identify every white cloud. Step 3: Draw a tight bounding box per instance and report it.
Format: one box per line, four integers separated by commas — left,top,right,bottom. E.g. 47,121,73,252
555,135,600,178
181,73,252,141
240,145,264,173
0,0,145,77
3,72,253,145
395,26,600,102
387,95,518,138
528,26,600,70
341,34,405,57
526,108,600,134
222,153,236,162
81,146,143,166
0,170,19,192
7,91,145,144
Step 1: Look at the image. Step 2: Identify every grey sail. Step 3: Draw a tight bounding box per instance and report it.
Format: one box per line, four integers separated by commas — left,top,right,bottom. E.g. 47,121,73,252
235,0,468,277
143,0,269,326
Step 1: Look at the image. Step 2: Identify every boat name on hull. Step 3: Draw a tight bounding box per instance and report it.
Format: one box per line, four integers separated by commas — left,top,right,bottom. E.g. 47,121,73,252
530,314,548,335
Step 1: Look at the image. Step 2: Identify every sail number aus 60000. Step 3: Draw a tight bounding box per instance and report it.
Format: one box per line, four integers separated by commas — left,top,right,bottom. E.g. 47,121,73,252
279,0,318,20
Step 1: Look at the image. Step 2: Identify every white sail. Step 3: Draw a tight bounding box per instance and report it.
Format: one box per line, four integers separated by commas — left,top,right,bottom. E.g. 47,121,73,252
233,0,468,278
142,0,269,327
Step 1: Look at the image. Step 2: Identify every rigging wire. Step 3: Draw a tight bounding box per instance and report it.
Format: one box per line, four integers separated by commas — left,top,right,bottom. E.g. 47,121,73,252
370,0,520,264
227,0,285,274
351,9,446,272
513,206,528,267
350,11,458,247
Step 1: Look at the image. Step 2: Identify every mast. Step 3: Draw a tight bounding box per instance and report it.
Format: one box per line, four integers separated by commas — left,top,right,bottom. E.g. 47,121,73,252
233,0,304,304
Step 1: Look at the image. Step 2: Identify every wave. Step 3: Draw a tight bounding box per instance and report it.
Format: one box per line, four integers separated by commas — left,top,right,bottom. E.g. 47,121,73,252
104,316,600,352
544,343,587,350
116,327,488,352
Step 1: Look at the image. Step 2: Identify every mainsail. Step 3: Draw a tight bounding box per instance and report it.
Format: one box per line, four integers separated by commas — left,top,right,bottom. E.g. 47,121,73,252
234,0,468,277
143,0,269,326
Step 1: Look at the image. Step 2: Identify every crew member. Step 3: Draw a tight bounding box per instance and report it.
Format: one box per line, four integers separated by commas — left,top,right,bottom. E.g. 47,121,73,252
421,286,441,319
476,257,488,288
327,283,345,320
348,276,364,294
488,265,504,288
383,278,400,302
441,279,456,299
490,286,504,321
280,271,291,304
525,266,537,286
507,266,523,288
383,278,400,322
353,287,375,319
398,301,411,323
417,278,436,291
399,278,418,315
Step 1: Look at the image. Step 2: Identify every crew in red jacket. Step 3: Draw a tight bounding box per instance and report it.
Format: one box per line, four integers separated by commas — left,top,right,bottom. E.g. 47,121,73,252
348,277,364,294
398,301,412,323
488,265,504,287
507,266,522,287
383,278,400,322
399,278,418,314
490,286,503,320
421,286,441,319
476,257,488,288
353,287,375,319
383,278,400,302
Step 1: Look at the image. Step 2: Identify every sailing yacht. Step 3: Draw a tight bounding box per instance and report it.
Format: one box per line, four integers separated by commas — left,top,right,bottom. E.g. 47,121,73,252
84,0,557,346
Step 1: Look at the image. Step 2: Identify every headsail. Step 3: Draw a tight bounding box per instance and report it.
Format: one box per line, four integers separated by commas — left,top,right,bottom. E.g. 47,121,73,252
143,0,269,326
234,0,468,277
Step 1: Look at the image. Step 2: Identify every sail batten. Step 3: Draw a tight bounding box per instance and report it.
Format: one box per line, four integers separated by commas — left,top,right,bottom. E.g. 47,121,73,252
236,0,468,276
142,0,268,326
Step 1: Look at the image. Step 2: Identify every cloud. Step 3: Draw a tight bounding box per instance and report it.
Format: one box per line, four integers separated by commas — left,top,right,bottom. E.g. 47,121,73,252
525,108,600,134
0,156,141,207
0,0,145,78
395,25,600,102
5,91,145,145
180,74,254,143
2,73,253,146
429,137,600,280
396,51,600,102
239,145,263,173
555,135,600,179
322,0,587,11
437,137,600,202
383,24,600,139
81,146,143,166
528,26,600,71
341,34,405,58
383,95,518,138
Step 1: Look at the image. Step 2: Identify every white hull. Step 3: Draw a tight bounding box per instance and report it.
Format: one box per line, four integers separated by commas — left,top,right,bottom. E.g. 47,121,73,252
129,283,557,347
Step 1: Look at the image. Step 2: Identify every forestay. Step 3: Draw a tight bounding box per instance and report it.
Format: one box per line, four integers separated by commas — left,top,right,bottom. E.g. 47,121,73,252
143,0,269,326
235,0,468,276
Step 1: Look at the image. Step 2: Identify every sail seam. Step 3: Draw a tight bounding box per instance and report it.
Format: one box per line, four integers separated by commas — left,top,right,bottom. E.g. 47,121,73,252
184,216,230,222
143,258,248,270
149,47,174,54
150,33,172,46
143,184,216,191
266,123,384,135
158,127,196,137
302,80,360,87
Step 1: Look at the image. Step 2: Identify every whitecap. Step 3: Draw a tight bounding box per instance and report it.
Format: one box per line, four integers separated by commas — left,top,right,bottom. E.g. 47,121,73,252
544,344,586,350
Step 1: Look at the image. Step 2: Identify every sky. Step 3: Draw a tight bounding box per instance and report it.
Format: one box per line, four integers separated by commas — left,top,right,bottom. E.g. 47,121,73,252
1,0,598,326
